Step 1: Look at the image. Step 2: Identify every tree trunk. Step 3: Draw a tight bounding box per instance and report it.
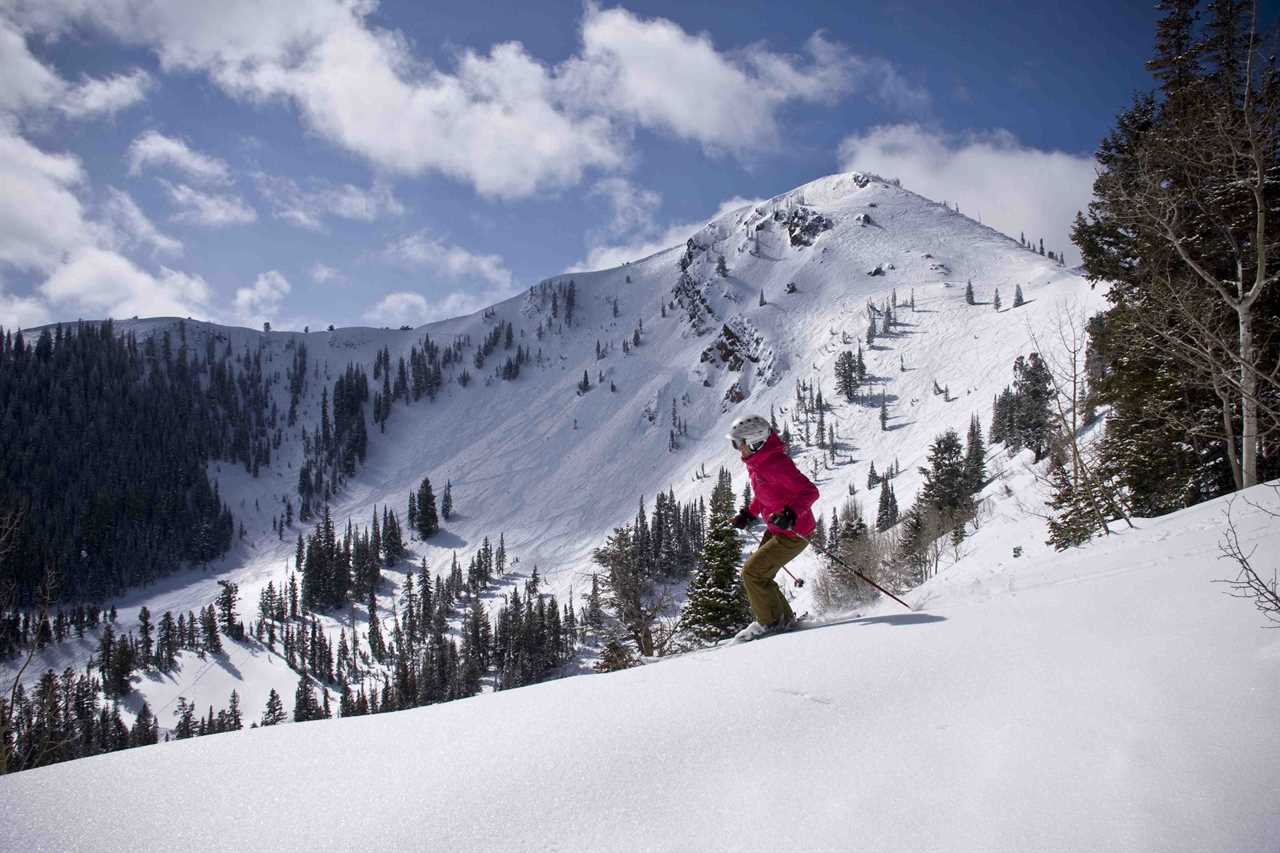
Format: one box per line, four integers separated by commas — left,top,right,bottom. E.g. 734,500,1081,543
1239,307,1257,488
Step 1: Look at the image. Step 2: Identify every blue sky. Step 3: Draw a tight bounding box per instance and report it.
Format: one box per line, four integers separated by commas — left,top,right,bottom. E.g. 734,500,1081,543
0,0,1167,332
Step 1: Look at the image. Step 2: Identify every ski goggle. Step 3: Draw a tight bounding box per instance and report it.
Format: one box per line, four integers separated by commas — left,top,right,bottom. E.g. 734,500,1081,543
730,436,766,452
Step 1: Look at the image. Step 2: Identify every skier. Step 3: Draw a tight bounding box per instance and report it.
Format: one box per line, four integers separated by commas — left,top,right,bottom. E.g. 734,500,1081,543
727,415,820,640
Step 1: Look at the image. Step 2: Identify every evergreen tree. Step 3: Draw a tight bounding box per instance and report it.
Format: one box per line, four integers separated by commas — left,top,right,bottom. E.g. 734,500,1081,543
1012,353,1054,461
993,289,1001,311
1013,284,1025,307
137,607,153,667
293,674,318,722
441,481,453,521
965,280,975,305
416,479,439,538
918,429,974,526
964,414,987,494
876,481,899,531
681,486,751,644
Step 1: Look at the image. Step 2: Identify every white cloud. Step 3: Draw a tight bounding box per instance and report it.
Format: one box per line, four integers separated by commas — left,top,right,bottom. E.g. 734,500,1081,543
39,246,210,319
0,18,63,116
363,288,510,327
232,269,290,327
0,122,89,271
572,194,761,272
11,2,921,197
837,124,1094,264
255,174,403,231
383,231,513,289
590,177,661,237
0,18,151,120
128,130,230,183
0,124,213,325
59,68,152,118
101,187,182,257
363,291,430,327
560,10,925,153
310,263,341,284
0,278,52,328
161,180,257,227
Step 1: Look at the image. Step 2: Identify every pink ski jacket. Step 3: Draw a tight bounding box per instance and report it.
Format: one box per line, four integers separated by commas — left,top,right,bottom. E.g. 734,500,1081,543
745,433,820,538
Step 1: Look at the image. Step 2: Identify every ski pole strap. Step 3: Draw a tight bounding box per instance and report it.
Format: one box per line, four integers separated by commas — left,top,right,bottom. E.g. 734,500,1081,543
797,534,913,611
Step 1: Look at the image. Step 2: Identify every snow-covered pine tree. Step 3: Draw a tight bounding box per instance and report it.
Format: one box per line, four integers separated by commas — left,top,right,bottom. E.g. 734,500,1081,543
680,467,751,645
876,481,898,531
258,686,284,722
965,280,975,305
964,414,986,494
416,478,439,537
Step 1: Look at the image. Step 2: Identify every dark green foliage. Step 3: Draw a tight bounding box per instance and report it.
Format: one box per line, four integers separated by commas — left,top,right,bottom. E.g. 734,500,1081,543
834,350,859,401
964,414,987,494
918,430,972,518
0,321,240,602
876,481,898,531
1072,0,1280,510
681,512,750,645
989,354,1053,462
261,688,286,726
594,637,638,672
416,478,439,538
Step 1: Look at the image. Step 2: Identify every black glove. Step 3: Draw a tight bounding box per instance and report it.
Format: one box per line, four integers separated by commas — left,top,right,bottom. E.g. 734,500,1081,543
731,508,756,529
769,506,797,530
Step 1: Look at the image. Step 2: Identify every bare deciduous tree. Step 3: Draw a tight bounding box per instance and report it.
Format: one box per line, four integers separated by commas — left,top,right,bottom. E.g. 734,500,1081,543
1029,309,1134,539
1213,486,1280,625
1115,8,1280,488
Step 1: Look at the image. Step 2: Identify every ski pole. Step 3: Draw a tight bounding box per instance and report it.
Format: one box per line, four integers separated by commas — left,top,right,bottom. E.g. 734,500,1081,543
793,532,913,611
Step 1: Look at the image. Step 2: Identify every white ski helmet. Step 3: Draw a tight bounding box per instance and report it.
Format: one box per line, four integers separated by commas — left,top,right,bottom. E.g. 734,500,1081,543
728,414,772,452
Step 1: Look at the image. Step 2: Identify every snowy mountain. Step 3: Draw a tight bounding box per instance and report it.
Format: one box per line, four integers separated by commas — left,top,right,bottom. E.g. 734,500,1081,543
4,479,1278,851
5,171,1103,726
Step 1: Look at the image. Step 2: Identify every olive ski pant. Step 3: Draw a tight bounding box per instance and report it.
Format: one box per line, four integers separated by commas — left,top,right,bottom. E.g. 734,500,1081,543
741,531,806,626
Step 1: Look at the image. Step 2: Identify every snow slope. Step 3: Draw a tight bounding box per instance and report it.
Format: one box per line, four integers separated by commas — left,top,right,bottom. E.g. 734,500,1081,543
4,482,1278,852
6,171,1104,728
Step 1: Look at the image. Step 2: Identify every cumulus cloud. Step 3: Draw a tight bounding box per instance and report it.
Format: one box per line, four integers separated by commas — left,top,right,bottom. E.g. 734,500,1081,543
0,18,151,120
161,180,257,227
232,269,290,327
128,130,230,183
838,124,1095,265
383,231,513,290
310,263,341,284
59,68,152,118
255,174,403,230
0,124,216,326
0,122,89,271
561,10,927,153
572,193,761,272
0,18,64,116
101,187,182,257
363,288,512,327
11,1,921,197
373,231,519,324
39,246,211,319
590,177,662,238
0,277,52,328
363,291,431,327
